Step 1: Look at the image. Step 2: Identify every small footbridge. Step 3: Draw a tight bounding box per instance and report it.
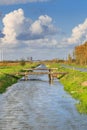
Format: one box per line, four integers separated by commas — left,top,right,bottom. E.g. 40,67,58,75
10,67,68,84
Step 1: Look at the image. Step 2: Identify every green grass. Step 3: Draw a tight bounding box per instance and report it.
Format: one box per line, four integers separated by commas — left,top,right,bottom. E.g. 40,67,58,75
0,75,17,93
0,62,38,93
46,62,87,114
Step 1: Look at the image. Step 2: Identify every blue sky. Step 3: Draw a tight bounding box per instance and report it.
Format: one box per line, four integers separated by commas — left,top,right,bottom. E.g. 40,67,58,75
0,0,87,60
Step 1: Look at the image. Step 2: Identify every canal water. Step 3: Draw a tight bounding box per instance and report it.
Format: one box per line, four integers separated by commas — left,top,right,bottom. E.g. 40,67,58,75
0,65,87,130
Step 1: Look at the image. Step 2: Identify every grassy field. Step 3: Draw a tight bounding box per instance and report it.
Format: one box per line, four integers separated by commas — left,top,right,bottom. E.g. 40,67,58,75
46,62,87,114
0,61,38,93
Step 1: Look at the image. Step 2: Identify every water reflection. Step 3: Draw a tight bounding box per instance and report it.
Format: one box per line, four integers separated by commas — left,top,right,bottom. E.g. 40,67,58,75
0,70,87,129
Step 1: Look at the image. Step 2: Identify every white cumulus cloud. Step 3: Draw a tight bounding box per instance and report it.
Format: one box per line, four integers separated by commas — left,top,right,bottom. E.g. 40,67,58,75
67,18,87,44
0,8,57,48
30,15,54,35
26,15,57,39
2,8,25,44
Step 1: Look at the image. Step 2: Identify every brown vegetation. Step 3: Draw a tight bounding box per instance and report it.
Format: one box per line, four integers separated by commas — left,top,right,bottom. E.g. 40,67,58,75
67,41,87,65
81,81,87,87
74,41,87,65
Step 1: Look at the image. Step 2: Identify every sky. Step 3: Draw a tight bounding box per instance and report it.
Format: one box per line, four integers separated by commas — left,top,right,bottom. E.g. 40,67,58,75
0,0,87,60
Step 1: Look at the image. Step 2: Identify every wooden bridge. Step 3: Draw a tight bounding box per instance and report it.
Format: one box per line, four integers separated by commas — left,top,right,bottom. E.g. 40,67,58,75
10,68,68,84
3,67,68,84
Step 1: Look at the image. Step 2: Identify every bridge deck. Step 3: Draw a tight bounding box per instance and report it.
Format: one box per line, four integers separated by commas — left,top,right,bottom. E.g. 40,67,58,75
22,68,58,71
4,67,68,83
14,71,67,76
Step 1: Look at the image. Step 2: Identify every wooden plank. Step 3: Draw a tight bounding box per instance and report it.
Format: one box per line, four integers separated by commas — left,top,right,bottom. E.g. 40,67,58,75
11,72,68,76
16,72,50,75
22,68,58,71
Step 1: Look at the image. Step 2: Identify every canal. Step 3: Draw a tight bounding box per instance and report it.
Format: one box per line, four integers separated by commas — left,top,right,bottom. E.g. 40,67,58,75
0,65,87,130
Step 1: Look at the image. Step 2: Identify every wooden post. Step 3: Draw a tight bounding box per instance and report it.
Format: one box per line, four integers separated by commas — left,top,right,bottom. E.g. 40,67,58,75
48,69,53,84
24,72,28,80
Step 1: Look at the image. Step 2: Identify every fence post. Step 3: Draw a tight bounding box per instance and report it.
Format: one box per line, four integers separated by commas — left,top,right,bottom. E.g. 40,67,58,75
48,69,53,84
24,72,28,80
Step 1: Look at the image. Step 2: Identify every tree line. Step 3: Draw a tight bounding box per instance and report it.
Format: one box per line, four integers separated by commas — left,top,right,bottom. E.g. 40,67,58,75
68,41,87,65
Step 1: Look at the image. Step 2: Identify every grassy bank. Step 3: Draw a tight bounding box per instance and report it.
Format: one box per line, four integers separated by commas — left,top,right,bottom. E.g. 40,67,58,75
0,74,17,93
0,62,38,93
46,62,87,114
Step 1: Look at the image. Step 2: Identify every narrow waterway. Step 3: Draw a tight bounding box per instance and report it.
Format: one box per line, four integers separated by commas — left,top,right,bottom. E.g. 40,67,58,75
0,65,87,130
